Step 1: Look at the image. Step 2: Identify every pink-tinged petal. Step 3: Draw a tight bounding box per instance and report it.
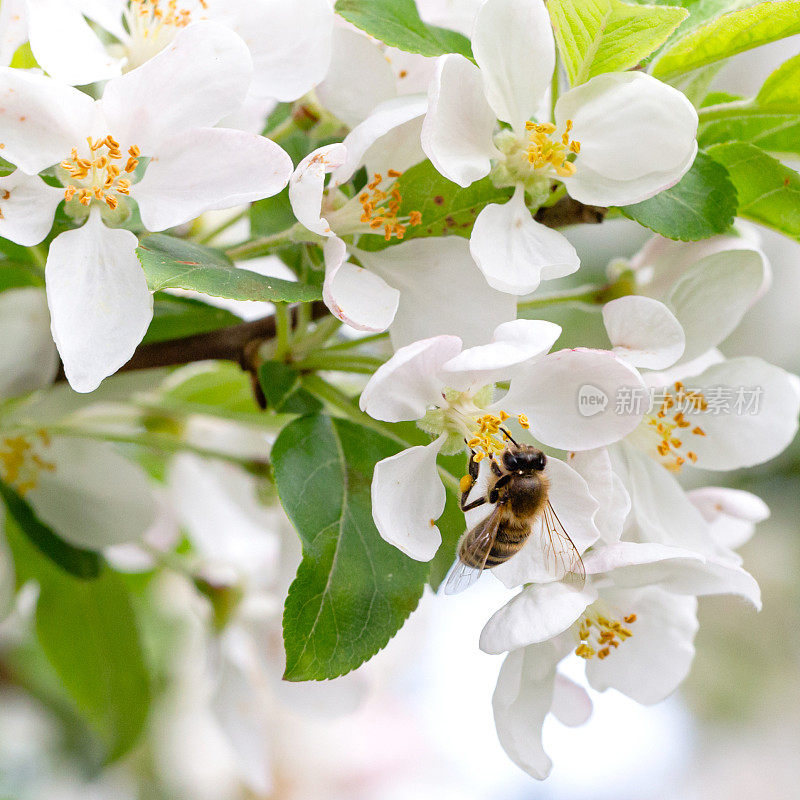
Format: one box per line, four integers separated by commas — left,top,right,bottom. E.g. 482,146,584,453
440,318,562,390
557,72,698,206
421,53,497,187
28,437,157,548
134,127,292,230
371,437,446,561
0,67,94,174
359,335,461,422
470,187,580,294
0,287,58,398
289,143,347,237
585,586,698,705
46,212,153,393
677,357,800,471
0,170,63,246
603,295,684,369
357,236,516,350
27,0,121,85
322,237,399,332
567,448,630,544
551,674,592,727
502,348,646,450
688,487,769,551
491,456,600,587
236,0,333,102
666,247,766,363
492,642,567,781
472,0,553,132
480,581,597,654
331,94,428,186
99,21,252,153
316,27,397,129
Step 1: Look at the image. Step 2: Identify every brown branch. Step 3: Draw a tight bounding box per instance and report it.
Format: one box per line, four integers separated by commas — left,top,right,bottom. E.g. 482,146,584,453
535,196,607,227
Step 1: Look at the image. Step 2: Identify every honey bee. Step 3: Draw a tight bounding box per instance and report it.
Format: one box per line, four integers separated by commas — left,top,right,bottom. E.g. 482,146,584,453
444,432,585,594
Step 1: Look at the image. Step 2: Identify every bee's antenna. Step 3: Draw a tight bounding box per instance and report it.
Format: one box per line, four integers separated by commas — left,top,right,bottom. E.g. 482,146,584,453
500,426,519,446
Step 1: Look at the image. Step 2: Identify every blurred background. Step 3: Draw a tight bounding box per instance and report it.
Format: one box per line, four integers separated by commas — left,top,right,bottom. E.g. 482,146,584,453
1,31,799,800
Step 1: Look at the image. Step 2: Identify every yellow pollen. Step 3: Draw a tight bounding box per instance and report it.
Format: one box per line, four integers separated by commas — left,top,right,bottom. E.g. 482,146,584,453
0,431,55,495
61,136,140,211
575,611,636,660
647,381,707,471
358,171,423,241
467,412,530,459
525,118,581,177
129,0,204,31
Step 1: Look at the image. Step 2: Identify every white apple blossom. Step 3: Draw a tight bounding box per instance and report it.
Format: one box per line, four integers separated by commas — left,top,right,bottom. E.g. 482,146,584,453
612,225,772,362
0,0,28,66
359,319,646,560
24,0,334,104
0,288,159,575
421,0,698,294
0,22,293,392
481,540,761,779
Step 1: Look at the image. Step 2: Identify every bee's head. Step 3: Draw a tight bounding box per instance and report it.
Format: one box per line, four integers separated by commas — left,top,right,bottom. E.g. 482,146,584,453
503,446,546,473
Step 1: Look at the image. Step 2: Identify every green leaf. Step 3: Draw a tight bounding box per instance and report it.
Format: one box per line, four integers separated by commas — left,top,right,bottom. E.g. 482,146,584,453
358,160,513,251
707,142,800,240
0,478,101,580
334,0,473,59
757,52,800,107
274,414,429,680
699,112,800,157
258,361,323,415
652,1,800,80
620,150,737,240
35,568,151,761
137,234,321,303
142,294,242,344
549,0,687,86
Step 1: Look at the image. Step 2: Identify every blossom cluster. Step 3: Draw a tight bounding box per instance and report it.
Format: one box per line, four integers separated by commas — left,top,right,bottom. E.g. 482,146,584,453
0,0,798,791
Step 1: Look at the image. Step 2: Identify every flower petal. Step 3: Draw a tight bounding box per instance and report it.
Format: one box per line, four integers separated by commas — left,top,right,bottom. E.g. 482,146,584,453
359,335,461,422
472,0,554,132
551,673,592,727
289,143,348,237
687,487,769,551
237,0,333,102
99,21,252,153
491,456,600,587
502,348,646,450
567,448,630,544
480,580,597,654
371,437,446,561
470,187,580,294
0,287,58,399
331,94,428,186
316,27,397,129
557,72,698,206
134,127,292,230
603,295,684,369
421,53,497,187
28,437,157,548
440,318,562,390
358,236,517,350
0,0,28,67
322,237,399,332
0,67,94,174
666,247,766,363
678,357,800,470
46,212,153,393
585,586,698,705
0,170,64,246
492,642,565,781
27,0,121,85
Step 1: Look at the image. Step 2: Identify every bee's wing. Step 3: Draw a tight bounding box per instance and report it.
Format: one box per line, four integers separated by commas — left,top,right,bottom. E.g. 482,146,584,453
442,506,503,596
539,499,586,587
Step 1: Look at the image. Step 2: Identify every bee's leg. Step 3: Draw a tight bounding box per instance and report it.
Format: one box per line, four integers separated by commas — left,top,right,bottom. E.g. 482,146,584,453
461,495,488,512
490,458,503,477
459,443,483,511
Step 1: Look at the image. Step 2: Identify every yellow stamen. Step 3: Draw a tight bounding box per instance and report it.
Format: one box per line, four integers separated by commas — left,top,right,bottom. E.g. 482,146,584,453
525,119,581,177
0,431,55,495
62,136,140,211
358,171,422,241
575,610,636,660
